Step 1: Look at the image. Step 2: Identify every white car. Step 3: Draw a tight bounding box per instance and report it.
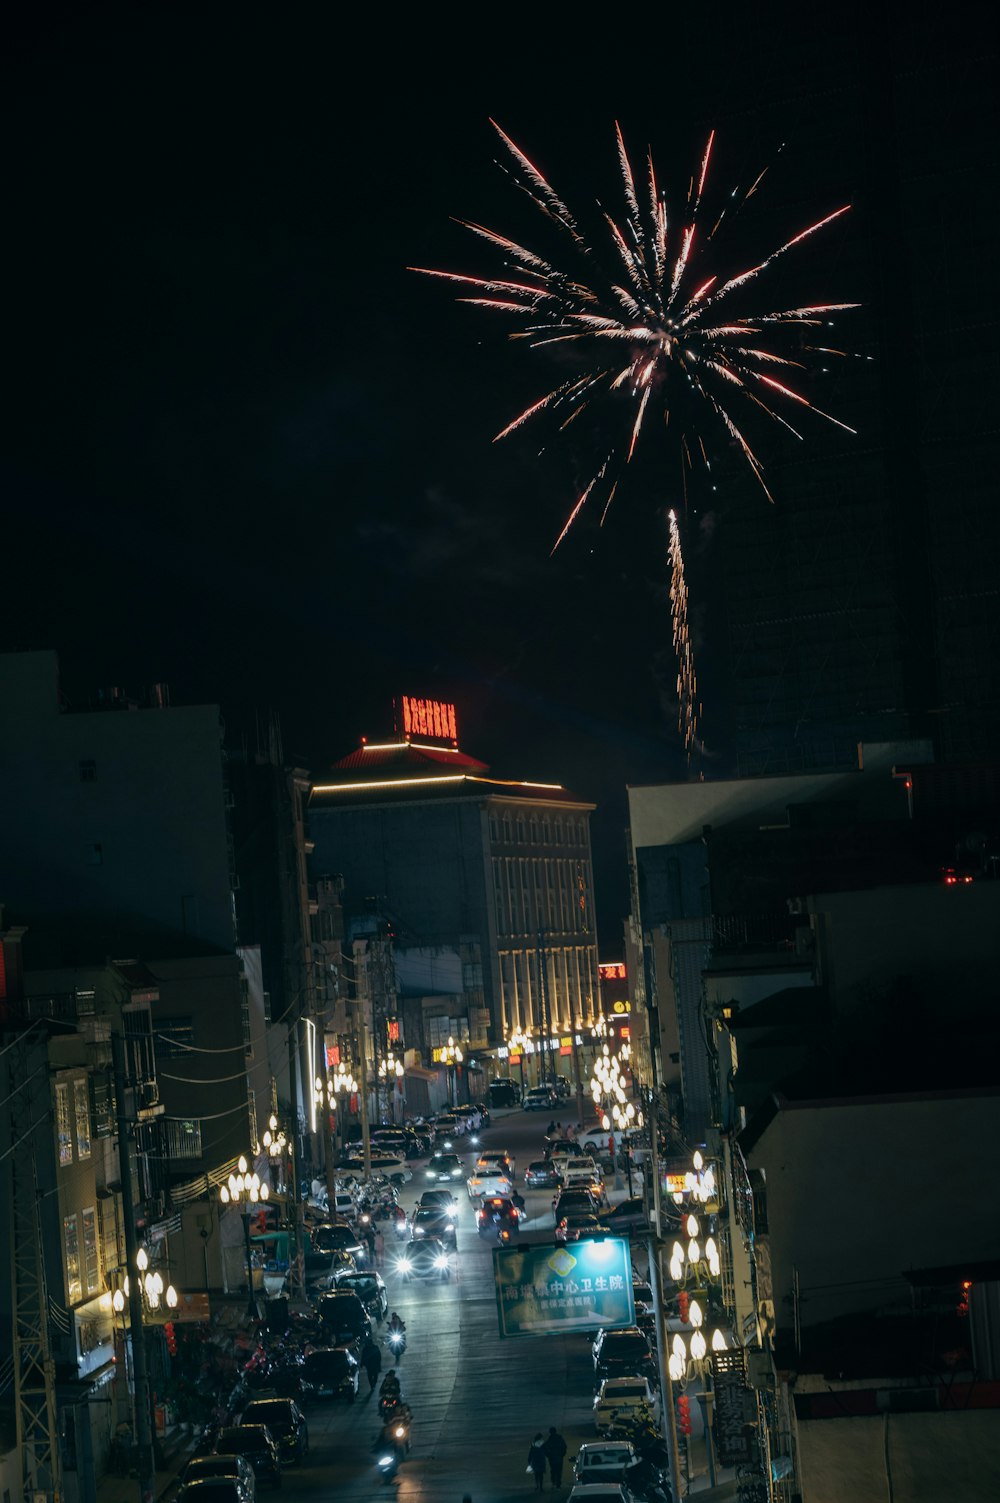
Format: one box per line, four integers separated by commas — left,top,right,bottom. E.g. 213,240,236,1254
593,1376,658,1433
567,1486,632,1503
573,1442,636,1486
467,1166,513,1200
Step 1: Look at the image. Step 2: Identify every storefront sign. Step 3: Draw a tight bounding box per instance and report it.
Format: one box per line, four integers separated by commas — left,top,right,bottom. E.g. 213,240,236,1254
493,1238,634,1338
711,1349,755,1465
399,696,458,742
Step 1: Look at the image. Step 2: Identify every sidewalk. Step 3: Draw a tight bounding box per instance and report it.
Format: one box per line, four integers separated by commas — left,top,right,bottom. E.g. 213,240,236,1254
96,1428,197,1503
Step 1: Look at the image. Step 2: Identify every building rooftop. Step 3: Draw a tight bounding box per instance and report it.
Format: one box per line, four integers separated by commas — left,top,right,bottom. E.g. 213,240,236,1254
311,736,592,809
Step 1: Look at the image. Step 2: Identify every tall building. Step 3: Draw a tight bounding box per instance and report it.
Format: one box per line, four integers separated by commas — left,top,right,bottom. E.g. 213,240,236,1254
308,697,601,1072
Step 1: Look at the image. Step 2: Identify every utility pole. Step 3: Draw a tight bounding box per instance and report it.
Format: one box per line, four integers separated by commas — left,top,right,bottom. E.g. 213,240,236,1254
112,1030,156,1503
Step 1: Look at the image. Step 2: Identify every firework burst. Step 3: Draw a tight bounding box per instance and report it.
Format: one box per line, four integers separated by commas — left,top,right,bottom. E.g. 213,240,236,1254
412,121,858,547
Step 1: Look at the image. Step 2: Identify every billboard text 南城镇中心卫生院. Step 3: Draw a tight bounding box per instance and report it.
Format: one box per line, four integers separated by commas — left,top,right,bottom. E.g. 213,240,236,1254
493,1238,635,1338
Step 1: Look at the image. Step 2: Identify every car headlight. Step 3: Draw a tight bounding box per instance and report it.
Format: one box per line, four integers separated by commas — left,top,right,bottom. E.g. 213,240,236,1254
442,1139,453,1150
434,1255,450,1270
445,1223,454,1233
425,1169,435,1177
396,1258,411,1274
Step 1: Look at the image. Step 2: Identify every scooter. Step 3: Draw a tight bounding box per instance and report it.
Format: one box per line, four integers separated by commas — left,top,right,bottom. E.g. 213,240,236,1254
387,1326,407,1357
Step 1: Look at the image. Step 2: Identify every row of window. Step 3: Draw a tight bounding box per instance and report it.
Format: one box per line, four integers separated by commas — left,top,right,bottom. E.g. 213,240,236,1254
55,1078,92,1166
489,811,589,849
64,1206,101,1305
498,944,598,1032
493,857,593,937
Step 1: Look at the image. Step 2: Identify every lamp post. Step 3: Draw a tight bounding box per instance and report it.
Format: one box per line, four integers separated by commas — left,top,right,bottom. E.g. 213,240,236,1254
378,1050,404,1124
219,1155,270,1318
109,1249,181,1472
441,1036,463,1106
590,1044,635,1189
506,1027,529,1098
316,1063,358,1182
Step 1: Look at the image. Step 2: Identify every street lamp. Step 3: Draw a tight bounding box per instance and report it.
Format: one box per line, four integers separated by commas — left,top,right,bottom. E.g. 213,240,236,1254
378,1051,404,1124
441,1036,463,1106
219,1155,270,1318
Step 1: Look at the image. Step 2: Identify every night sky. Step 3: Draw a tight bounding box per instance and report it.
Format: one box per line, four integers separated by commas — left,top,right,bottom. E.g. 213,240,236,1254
5,5,995,945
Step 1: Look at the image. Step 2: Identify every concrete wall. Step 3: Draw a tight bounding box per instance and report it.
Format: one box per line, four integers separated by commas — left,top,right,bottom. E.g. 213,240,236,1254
796,1410,1000,1503
746,1090,1000,1333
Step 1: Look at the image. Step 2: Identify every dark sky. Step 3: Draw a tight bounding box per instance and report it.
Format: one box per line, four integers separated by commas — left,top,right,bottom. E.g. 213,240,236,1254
4,4,993,945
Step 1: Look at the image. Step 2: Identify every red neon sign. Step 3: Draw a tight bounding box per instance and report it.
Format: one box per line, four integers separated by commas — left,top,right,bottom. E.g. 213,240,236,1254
599,962,626,981
400,696,458,742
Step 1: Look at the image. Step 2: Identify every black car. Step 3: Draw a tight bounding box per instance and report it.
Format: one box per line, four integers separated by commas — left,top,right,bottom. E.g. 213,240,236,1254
395,1236,454,1282
418,1188,460,1216
554,1187,603,1220
315,1289,372,1350
410,1206,457,1249
300,1345,360,1401
212,1425,281,1489
333,1269,389,1321
424,1151,464,1182
477,1195,521,1238
600,1197,650,1234
592,1327,655,1384
312,1221,368,1267
524,1159,562,1189
238,1398,309,1466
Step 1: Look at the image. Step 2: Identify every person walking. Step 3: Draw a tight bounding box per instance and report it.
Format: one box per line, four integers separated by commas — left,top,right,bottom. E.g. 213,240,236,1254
362,1336,382,1393
527,1432,547,1491
374,1225,385,1266
365,1222,377,1266
543,1427,567,1487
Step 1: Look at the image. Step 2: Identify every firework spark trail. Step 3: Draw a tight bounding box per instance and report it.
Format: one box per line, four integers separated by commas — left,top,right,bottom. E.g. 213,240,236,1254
668,510,699,761
410,121,858,542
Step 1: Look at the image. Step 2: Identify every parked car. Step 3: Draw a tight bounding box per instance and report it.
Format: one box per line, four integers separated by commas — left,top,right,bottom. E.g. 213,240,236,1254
211,1426,281,1490
311,1222,368,1267
314,1289,372,1351
332,1269,389,1321
181,1454,256,1497
599,1198,649,1235
300,1345,360,1401
592,1328,655,1385
592,1376,658,1432
523,1085,558,1111
238,1399,308,1467
177,1481,254,1503
573,1442,636,1484
565,1486,632,1503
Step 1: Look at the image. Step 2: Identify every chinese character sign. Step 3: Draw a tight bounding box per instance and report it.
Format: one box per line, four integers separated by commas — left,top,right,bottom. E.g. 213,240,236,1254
493,1239,635,1338
400,696,458,742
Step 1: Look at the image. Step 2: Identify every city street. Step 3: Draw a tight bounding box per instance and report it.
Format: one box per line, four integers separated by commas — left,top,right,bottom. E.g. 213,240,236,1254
245,1107,626,1503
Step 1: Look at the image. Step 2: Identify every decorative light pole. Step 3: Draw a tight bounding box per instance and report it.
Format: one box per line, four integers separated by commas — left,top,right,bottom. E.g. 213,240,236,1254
261,1113,293,1197
590,1043,636,1189
506,1027,530,1097
219,1155,270,1318
441,1036,463,1107
378,1050,404,1124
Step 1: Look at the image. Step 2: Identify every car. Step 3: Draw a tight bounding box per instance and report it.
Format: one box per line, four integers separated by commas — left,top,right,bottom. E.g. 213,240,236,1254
311,1222,368,1267
467,1166,512,1199
395,1236,454,1281
592,1328,655,1384
523,1085,558,1111
303,1249,356,1298
477,1195,521,1238
418,1188,460,1216
599,1198,649,1235
409,1206,458,1248
474,1149,515,1175
300,1345,360,1401
555,1211,605,1243
524,1158,563,1189
630,1280,653,1313
332,1269,389,1321
176,1482,254,1503
573,1442,636,1484
562,1164,608,1203
425,1152,464,1182
314,1289,372,1350
592,1376,658,1432
238,1400,308,1467
182,1454,257,1497
554,1187,604,1221
565,1486,633,1503
211,1426,281,1490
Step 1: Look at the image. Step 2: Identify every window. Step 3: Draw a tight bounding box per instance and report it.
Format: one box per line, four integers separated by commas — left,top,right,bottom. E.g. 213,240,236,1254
55,1082,73,1166
87,843,103,866
74,1078,91,1160
64,1214,82,1303
81,1207,100,1294
79,759,97,782
166,1119,203,1159
155,1018,195,1059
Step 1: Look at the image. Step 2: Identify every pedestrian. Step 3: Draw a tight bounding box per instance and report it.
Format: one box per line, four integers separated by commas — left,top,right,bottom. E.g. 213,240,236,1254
365,1222,376,1265
543,1427,567,1487
362,1336,382,1393
527,1432,547,1491
374,1226,385,1266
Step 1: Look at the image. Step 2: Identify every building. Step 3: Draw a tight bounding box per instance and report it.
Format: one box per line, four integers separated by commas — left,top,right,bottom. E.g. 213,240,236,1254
308,697,601,1077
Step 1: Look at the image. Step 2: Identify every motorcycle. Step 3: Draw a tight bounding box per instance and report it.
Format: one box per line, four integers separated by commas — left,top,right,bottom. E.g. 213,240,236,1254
392,1206,409,1240
379,1392,404,1424
387,1326,407,1357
